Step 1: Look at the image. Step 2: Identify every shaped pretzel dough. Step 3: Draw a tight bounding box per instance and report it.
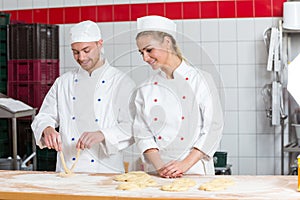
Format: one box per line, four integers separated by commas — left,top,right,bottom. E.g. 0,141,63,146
58,149,81,178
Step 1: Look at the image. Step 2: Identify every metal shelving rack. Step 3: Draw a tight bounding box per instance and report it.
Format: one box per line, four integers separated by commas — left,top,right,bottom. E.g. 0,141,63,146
281,21,300,175
0,93,36,170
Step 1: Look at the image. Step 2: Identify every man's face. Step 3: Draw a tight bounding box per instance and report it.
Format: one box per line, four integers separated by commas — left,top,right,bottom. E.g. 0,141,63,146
71,40,103,73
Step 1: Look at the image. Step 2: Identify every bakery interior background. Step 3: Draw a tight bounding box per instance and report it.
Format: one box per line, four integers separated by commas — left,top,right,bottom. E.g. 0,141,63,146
1,0,296,175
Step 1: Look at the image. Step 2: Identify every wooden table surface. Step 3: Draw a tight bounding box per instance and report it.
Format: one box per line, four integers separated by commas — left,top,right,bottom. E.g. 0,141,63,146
0,170,299,200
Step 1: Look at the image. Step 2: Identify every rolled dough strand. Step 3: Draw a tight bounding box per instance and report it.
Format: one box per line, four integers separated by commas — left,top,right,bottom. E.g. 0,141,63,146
70,149,81,172
59,151,72,174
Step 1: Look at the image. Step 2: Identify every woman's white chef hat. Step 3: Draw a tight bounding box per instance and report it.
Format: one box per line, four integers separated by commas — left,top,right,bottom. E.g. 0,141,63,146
70,20,102,44
137,15,177,39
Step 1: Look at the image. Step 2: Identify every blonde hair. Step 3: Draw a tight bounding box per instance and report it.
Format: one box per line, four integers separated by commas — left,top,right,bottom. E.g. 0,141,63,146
136,31,184,61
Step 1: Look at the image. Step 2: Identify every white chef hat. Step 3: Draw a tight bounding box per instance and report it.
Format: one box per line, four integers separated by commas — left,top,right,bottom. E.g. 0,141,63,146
137,15,177,39
70,20,102,44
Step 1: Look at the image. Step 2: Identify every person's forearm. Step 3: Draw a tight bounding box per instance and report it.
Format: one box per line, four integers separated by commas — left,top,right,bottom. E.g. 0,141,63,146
182,148,206,171
143,148,165,170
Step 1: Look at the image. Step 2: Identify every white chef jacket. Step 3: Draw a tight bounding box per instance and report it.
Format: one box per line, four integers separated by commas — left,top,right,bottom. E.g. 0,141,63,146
133,60,223,175
31,60,136,173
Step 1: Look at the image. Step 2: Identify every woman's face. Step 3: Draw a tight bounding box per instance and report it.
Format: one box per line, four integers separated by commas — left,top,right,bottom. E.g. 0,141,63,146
136,34,170,70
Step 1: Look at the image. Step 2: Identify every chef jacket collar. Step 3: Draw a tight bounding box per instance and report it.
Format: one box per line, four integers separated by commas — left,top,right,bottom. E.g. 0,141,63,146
159,60,189,79
78,59,108,78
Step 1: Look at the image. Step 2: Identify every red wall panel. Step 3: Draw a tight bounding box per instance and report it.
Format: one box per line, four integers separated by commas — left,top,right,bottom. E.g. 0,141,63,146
2,0,286,24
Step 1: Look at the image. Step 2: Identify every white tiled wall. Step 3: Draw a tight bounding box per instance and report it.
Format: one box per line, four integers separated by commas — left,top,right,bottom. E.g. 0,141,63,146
58,17,285,175
0,0,287,175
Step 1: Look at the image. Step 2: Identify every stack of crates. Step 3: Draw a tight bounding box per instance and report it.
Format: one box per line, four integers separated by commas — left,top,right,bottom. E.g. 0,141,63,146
0,12,9,94
7,24,59,110
7,23,59,171
0,12,10,159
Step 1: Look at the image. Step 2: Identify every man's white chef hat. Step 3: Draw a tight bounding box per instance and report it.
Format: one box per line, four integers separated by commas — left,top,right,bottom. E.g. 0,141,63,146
137,15,177,39
70,20,102,44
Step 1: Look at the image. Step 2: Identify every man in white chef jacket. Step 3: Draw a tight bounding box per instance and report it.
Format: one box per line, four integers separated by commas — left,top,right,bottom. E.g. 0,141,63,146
31,20,136,173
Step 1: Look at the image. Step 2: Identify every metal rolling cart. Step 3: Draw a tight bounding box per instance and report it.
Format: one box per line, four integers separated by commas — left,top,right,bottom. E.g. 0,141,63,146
0,93,36,170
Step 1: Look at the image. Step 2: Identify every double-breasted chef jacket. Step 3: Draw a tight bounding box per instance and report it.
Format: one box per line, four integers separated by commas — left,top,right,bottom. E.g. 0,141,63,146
31,60,136,173
133,60,224,175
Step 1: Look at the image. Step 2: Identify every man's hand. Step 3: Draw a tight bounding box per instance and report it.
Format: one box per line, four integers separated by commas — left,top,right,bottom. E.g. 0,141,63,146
42,126,62,151
76,131,105,150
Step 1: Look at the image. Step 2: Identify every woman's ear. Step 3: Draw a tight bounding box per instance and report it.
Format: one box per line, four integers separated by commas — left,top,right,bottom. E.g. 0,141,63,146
163,36,172,49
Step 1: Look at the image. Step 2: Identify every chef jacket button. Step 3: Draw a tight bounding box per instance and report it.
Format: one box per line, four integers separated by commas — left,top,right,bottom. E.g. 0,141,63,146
75,79,78,82
91,159,95,163
72,116,75,120
185,77,189,80
102,80,105,84
71,137,75,141
182,116,185,120
154,117,158,121
72,157,76,161
97,98,101,102
182,96,186,99
154,99,158,102
158,136,162,140
154,82,158,85
95,119,99,122
72,97,76,100
180,137,184,140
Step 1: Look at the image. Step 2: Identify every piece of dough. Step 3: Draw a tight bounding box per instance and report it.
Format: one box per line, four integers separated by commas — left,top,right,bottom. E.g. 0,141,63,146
199,178,234,191
161,183,190,192
114,171,157,190
59,151,72,174
70,149,81,171
161,178,196,192
173,178,197,187
58,149,81,178
116,182,143,190
113,171,151,182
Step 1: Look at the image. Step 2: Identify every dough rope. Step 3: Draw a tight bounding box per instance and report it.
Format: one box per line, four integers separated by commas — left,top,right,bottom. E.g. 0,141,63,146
59,151,71,174
70,149,81,171
59,149,81,177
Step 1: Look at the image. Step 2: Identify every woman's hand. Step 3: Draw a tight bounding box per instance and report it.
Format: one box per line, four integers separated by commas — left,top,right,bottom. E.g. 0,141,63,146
76,131,105,150
159,148,206,178
158,160,185,178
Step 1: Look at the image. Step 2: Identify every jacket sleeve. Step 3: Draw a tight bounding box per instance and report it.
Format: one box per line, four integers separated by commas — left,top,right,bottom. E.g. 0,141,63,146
193,71,224,159
132,88,159,155
100,74,136,155
31,79,59,149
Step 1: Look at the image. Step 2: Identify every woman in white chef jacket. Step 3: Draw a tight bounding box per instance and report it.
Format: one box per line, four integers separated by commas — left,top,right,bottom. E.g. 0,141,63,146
31,20,135,173
133,16,224,178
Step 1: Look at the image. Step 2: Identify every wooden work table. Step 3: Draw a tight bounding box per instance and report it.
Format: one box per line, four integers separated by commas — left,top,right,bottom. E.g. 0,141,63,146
0,170,299,200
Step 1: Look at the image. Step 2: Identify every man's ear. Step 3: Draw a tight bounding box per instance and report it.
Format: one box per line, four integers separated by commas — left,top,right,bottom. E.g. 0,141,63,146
97,39,103,47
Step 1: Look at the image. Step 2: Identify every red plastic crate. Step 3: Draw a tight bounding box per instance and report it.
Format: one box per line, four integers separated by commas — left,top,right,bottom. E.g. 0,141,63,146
8,59,59,83
7,82,52,109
